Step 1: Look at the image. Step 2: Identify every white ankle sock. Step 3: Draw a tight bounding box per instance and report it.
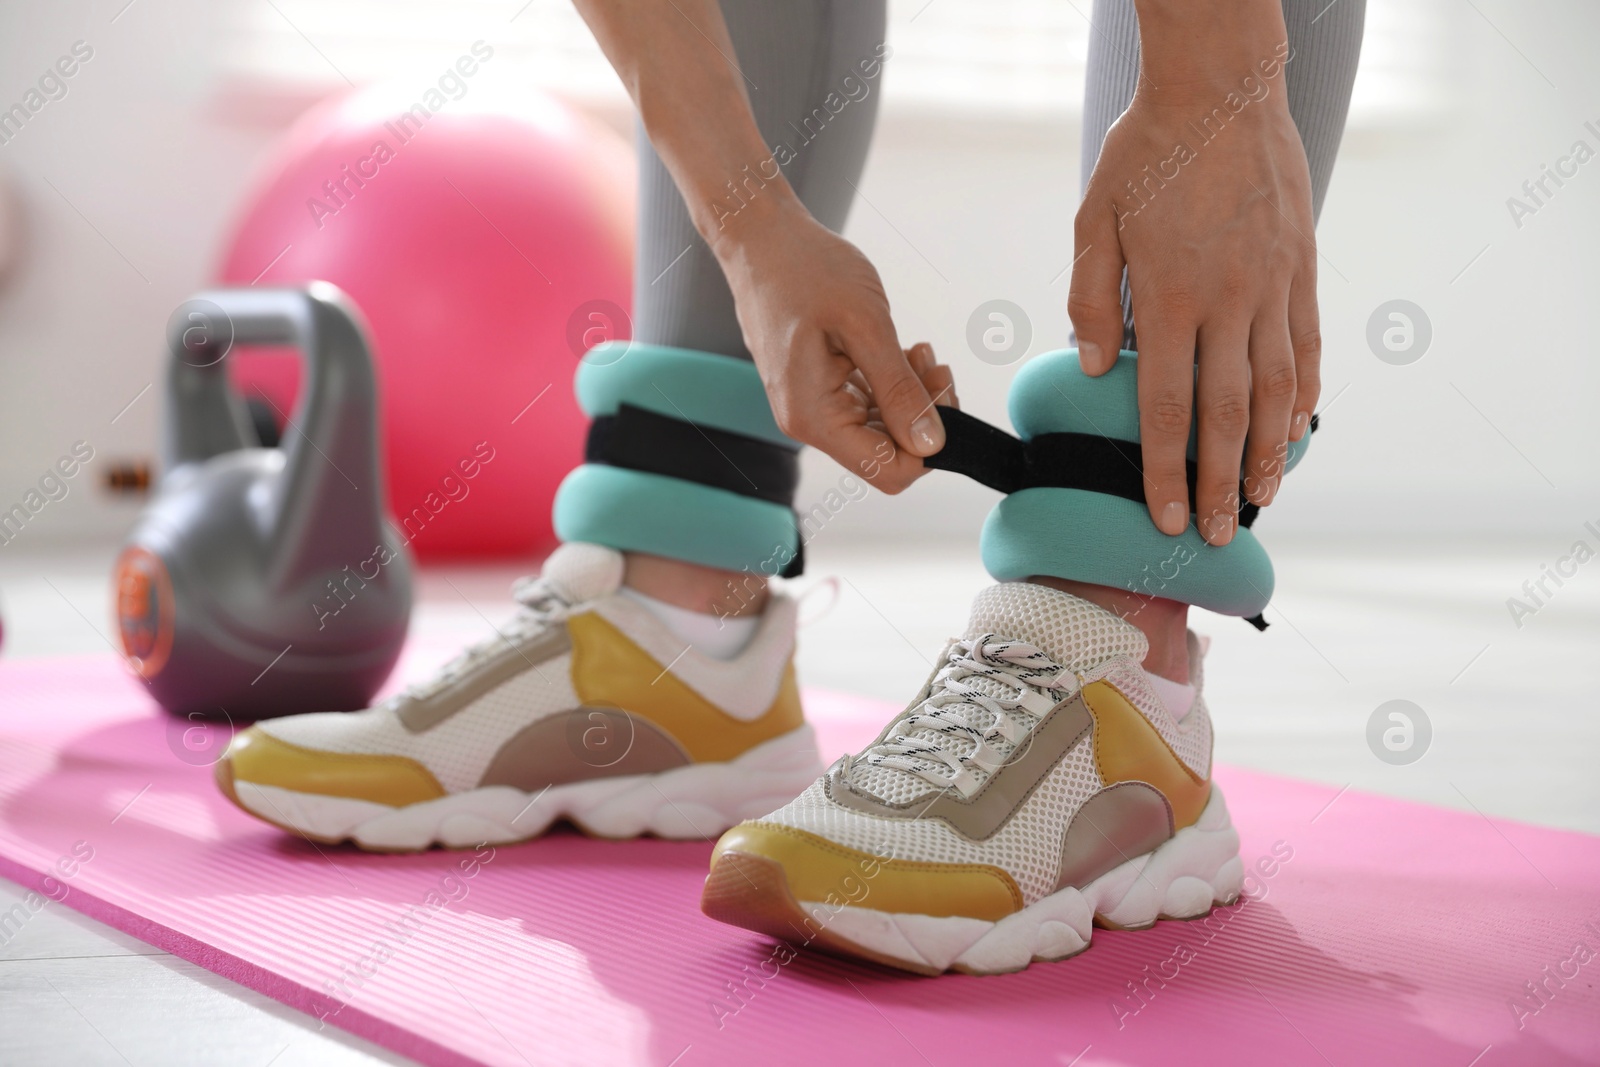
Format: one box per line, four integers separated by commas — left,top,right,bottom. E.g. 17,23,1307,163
620,587,758,661
1145,672,1196,720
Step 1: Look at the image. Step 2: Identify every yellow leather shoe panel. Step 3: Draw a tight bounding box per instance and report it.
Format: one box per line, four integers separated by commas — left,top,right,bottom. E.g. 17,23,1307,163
711,822,1023,921
567,611,804,763
1081,680,1211,829
224,727,445,807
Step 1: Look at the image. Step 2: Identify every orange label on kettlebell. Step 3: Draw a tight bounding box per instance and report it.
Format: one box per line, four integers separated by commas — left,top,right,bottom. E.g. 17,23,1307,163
114,546,174,679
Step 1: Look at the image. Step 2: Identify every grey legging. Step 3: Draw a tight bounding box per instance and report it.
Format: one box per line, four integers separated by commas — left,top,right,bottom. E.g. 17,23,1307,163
632,0,887,358
635,0,1365,359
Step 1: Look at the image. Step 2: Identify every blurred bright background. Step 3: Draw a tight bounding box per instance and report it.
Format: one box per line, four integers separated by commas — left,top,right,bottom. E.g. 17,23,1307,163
0,1,1596,1061
1,0,1594,541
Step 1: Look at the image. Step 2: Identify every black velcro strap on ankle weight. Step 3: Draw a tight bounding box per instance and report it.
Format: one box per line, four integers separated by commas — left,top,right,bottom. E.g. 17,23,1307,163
926,406,1269,528
584,402,805,578
586,403,801,508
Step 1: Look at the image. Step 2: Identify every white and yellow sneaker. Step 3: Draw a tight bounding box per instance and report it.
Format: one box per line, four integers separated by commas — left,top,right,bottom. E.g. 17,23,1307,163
702,582,1242,975
215,543,823,851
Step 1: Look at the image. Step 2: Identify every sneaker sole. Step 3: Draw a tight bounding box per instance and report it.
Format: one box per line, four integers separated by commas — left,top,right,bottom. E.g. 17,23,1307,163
701,783,1243,976
215,726,824,853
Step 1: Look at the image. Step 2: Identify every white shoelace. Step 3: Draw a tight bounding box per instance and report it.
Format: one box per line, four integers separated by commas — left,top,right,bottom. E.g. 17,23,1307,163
383,575,569,707
852,635,1080,799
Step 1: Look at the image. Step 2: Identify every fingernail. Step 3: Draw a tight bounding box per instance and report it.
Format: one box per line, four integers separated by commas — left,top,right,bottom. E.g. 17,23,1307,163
1158,501,1186,535
911,414,944,455
1079,341,1102,370
1205,512,1235,546
1262,475,1280,506
1291,411,1310,441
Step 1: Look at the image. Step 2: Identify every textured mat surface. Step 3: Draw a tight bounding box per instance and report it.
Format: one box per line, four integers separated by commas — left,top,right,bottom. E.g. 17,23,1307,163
0,653,1597,1067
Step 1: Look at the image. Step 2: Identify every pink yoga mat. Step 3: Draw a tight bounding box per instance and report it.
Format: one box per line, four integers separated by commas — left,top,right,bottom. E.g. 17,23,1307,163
1,653,1597,1067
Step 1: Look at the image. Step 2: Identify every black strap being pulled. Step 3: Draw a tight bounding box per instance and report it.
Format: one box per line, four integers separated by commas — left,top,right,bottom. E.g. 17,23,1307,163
924,406,1285,527
926,405,1321,630
585,403,805,577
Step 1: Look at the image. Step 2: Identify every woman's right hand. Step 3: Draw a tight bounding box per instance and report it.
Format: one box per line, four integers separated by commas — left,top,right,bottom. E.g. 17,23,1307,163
713,195,953,495
573,0,950,492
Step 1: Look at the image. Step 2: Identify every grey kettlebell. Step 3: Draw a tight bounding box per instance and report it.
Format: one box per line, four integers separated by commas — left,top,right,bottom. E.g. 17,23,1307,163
114,282,412,719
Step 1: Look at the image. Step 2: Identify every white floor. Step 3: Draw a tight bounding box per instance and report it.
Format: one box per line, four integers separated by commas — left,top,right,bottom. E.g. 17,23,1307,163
1,535,1596,1065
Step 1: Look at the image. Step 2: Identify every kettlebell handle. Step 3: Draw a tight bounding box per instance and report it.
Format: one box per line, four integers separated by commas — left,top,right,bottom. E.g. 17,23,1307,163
169,285,340,355
164,282,391,591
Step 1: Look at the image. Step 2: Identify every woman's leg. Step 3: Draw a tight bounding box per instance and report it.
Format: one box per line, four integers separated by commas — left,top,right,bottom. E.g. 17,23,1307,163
633,0,888,359
619,0,887,615
587,0,889,617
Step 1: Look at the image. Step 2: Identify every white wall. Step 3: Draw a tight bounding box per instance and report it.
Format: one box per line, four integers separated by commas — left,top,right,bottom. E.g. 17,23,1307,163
1,0,1596,554
0,0,272,542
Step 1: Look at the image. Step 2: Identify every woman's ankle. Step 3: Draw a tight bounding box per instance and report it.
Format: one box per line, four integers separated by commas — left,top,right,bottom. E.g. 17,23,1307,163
622,552,769,619
1026,576,1190,684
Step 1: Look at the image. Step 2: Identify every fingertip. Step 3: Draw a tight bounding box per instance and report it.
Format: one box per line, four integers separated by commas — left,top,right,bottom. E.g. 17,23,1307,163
1290,410,1311,441
908,408,945,456
921,363,957,409
1245,474,1279,508
1156,499,1187,536
1078,340,1106,374
1198,507,1236,547
1078,338,1123,376
872,454,927,496
906,342,935,375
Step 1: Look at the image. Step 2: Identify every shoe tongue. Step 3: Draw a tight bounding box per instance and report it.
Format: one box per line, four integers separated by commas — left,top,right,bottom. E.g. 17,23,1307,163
845,582,1149,805
964,582,1148,670
537,542,625,604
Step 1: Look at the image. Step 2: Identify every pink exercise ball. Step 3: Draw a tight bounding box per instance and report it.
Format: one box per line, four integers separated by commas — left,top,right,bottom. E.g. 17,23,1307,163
217,79,634,559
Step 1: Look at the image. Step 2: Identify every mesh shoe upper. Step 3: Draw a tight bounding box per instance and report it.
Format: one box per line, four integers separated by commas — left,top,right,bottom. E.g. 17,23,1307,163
252,543,799,792
753,582,1214,905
